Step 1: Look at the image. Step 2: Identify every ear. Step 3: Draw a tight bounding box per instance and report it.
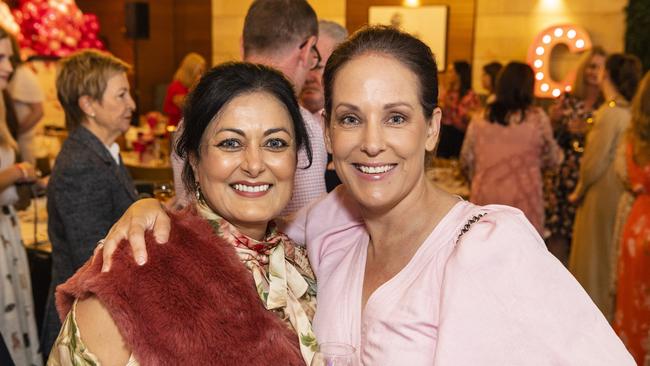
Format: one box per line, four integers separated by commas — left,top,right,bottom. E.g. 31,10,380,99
425,107,442,152
298,35,317,68
78,95,96,117
239,37,245,60
322,112,333,154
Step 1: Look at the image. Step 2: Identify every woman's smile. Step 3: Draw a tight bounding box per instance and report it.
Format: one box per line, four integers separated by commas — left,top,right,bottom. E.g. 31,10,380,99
231,181,273,197
352,163,397,180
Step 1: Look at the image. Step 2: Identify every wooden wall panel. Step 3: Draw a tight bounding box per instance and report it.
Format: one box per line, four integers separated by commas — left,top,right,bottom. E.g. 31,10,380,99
173,0,212,68
75,0,134,67
76,0,212,113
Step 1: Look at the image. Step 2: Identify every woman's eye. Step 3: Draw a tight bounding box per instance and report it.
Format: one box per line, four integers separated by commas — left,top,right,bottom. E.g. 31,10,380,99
387,115,406,125
216,138,243,150
264,138,289,150
339,115,360,126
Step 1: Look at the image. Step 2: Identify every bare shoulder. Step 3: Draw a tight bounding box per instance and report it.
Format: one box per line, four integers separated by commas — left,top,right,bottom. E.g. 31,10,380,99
76,296,131,366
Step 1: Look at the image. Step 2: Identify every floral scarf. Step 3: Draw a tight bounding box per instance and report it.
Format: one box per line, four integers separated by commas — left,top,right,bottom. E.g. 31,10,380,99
196,202,318,364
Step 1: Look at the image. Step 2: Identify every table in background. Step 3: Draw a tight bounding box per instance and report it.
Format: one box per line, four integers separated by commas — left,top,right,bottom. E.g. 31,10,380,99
427,158,470,199
17,197,51,333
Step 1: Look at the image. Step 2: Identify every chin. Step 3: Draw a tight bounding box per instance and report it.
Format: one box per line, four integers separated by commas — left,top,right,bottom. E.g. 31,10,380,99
350,187,398,210
232,207,278,225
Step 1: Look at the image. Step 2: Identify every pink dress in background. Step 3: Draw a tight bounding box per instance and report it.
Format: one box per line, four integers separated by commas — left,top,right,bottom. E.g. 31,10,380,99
285,186,633,365
461,107,563,235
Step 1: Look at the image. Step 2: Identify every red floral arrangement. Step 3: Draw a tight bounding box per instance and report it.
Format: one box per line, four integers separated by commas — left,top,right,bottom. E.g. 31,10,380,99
12,0,104,57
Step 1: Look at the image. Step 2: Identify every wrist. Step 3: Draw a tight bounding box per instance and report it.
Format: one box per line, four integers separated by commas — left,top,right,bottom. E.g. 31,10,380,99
15,163,27,181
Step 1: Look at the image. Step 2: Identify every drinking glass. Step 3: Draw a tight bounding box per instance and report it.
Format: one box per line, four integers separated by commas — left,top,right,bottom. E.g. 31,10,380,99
153,182,175,203
310,342,357,366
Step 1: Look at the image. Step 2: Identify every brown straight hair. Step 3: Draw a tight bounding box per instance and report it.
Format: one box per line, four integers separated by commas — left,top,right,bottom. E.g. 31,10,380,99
242,0,317,58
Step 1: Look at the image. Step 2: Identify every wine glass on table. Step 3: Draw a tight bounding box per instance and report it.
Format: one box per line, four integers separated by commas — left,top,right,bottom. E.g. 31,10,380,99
310,342,357,366
153,182,175,203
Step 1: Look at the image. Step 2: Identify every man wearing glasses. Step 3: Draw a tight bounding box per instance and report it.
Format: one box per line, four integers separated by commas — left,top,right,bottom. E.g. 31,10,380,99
299,20,349,192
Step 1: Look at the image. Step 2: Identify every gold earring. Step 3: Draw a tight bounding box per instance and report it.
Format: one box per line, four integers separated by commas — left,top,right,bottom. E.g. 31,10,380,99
195,183,202,202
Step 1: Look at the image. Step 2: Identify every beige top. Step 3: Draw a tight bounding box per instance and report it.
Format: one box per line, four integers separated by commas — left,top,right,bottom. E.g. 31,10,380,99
47,301,138,366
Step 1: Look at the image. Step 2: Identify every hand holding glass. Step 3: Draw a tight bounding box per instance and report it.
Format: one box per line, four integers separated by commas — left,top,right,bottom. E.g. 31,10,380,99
310,342,356,366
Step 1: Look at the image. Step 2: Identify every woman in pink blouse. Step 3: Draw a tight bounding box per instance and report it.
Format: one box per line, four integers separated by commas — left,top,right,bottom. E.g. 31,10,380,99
100,27,631,365
460,62,564,235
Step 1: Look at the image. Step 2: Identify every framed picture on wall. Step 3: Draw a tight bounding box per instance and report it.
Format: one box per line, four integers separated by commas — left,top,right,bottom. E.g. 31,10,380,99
368,5,448,71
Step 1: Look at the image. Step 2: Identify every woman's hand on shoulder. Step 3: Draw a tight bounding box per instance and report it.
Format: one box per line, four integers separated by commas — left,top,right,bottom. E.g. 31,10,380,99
100,198,172,272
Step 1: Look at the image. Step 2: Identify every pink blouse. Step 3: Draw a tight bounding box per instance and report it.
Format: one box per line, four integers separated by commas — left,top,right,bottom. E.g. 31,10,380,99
285,186,633,365
460,107,562,234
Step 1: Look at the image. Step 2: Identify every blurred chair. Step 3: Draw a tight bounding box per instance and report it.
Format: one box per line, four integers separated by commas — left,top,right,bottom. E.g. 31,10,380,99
126,165,173,184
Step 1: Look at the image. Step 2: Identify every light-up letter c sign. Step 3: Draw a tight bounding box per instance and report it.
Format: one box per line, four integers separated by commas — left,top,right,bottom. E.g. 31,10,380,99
527,24,592,98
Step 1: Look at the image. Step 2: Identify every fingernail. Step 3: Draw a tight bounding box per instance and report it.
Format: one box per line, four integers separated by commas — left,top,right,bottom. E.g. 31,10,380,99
101,265,108,273
136,256,146,266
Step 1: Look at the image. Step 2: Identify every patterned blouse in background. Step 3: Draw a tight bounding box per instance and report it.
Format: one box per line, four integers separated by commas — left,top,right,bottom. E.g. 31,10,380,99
545,93,599,242
0,146,42,366
437,89,481,158
441,89,481,132
614,140,650,365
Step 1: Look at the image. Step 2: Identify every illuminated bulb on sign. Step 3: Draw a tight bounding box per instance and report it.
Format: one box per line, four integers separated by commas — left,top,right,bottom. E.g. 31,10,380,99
565,85,572,92
403,0,420,7
528,24,592,97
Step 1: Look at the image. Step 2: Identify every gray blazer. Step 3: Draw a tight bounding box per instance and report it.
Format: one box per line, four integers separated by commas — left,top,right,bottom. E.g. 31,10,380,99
41,125,137,355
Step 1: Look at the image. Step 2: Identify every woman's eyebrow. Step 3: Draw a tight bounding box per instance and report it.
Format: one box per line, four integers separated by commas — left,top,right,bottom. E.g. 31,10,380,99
264,127,290,136
335,102,360,112
216,128,245,136
384,102,414,110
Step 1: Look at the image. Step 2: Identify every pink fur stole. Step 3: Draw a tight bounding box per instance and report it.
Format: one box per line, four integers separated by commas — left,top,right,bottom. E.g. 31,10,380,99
56,208,304,365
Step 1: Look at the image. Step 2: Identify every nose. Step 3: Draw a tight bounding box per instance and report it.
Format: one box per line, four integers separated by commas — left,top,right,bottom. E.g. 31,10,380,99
1,58,12,73
241,146,265,177
127,93,136,110
360,119,386,157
